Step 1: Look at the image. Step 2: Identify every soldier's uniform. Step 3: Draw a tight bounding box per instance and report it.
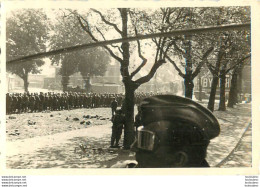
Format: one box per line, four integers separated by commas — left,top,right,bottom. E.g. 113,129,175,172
12,95,18,113
29,94,35,112
35,93,41,112
22,94,29,112
110,99,118,116
110,109,125,148
6,93,12,114
68,93,73,110
17,94,22,113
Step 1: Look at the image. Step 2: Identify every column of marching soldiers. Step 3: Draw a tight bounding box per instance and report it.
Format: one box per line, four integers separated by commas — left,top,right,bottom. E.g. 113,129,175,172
6,92,157,115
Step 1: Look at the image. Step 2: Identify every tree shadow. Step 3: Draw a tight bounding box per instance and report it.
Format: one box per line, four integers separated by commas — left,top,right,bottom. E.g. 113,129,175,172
7,134,135,169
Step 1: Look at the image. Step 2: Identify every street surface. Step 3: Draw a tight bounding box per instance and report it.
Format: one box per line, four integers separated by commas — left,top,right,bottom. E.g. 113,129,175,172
6,103,252,168
221,124,252,167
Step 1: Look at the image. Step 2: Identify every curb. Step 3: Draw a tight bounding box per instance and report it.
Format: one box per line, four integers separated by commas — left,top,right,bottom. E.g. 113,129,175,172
215,119,252,167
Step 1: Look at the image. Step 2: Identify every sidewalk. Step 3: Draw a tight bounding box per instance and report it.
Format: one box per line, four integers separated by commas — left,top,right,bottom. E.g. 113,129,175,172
6,103,252,168
207,103,251,167
221,124,252,167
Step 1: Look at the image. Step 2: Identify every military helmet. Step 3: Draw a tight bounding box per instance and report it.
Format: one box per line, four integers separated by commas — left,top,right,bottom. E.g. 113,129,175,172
138,95,220,145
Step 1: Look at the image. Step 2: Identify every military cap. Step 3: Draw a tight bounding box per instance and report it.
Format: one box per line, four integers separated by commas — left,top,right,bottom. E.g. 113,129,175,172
139,95,220,140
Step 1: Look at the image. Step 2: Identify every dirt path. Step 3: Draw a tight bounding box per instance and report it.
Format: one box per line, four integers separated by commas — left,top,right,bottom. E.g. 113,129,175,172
7,124,135,168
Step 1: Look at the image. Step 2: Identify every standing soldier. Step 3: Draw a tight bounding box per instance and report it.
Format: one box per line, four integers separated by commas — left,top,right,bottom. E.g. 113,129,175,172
134,105,141,133
17,93,22,113
22,93,29,113
39,92,45,112
6,93,12,114
12,94,18,113
43,93,48,111
52,94,58,111
110,109,125,148
49,93,54,111
96,94,100,108
68,92,73,110
91,93,96,108
110,97,118,117
74,93,79,108
34,93,40,112
29,93,35,112
79,93,84,108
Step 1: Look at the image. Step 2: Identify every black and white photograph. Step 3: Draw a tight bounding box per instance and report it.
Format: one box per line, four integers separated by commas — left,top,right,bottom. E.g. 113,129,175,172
3,1,256,172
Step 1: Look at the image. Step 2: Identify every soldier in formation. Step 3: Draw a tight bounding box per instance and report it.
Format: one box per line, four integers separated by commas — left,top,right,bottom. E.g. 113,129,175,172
6,91,161,115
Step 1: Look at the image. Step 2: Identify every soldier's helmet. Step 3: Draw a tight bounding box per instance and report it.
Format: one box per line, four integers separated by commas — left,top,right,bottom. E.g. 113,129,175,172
134,95,220,152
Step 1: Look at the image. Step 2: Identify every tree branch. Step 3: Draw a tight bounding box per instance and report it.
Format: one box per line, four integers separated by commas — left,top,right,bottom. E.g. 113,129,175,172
172,40,186,55
205,59,216,74
130,27,147,79
165,8,184,30
134,59,166,85
77,16,123,63
159,37,167,59
225,54,251,74
163,37,180,58
96,27,123,54
91,8,122,36
165,54,185,78
192,46,214,79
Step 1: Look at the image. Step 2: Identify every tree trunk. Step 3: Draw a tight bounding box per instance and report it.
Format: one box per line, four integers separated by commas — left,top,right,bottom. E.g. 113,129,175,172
123,83,136,149
227,68,238,108
207,49,223,112
120,8,135,149
22,73,29,93
61,75,70,92
237,66,244,103
184,35,193,99
184,75,194,99
83,77,91,93
218,69,226,111
198,75,202,101
207,75,219,112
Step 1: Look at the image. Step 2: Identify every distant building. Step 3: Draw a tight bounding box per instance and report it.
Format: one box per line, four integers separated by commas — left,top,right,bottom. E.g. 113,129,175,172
28,74,46,88
7,73,46,92
239,64,251,94
91,63,124,93
194,62,251,100
6,73,23,92
45,63,124,93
